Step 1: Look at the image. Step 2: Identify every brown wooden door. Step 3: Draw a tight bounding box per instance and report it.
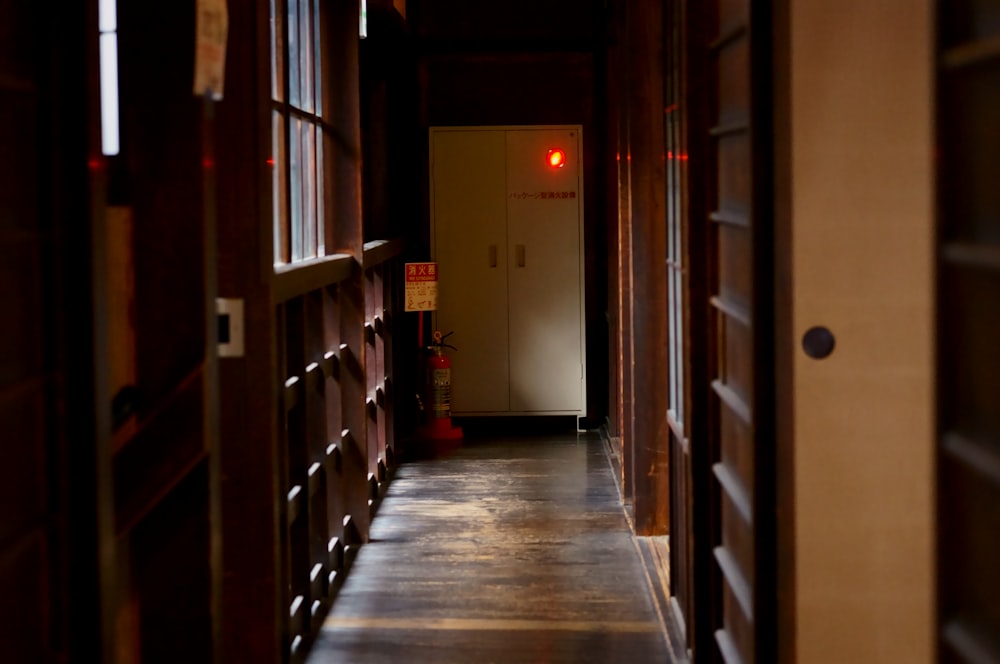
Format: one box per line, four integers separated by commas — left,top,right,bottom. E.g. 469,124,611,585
779,0,935,659
937,1,1000,659
702,0,776,661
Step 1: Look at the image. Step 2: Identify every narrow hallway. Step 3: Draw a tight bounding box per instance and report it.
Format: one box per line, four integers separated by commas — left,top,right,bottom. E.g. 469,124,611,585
307,433,675,663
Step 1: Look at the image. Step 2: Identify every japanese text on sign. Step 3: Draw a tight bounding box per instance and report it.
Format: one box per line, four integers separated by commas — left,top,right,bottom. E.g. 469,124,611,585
405,262,438,312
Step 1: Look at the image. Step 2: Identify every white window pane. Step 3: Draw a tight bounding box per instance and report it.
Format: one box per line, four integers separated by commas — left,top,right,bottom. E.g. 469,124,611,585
273,111,288,264
674,273,684,422
290,118,303,262
270,0,284,101
300,0,314,113
303,123,317,259
674,189,682,265
316,131,325,256
288,0,301,108
314,0,323,117
668,272,677,412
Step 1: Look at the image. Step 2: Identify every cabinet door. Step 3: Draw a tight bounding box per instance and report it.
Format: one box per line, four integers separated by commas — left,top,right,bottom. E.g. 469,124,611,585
506,128,584,413
431,129,510,412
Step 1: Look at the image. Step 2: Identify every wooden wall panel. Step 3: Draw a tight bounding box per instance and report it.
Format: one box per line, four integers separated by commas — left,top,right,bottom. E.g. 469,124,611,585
716,135,751,219
670,448,693,639
719,580,753,658
721,494,754,580
719,0,749,28
0,2,95,661
0,387,46,544
704,0,774,660
939,453,1000,660
721,316,753,404
0,532,48,659
718,39,750,124
717,224,752,307
0,98,40,231
0,4,36,80
131,464,214,664
112,378,206,532
719,403,754,497
0,242,43,387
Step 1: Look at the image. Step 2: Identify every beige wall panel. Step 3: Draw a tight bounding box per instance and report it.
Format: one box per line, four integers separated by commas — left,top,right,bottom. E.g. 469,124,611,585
789,1,935,661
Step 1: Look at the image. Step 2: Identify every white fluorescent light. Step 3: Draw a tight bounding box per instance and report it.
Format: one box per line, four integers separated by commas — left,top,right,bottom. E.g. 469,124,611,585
99,0,117,33
99,33,120,156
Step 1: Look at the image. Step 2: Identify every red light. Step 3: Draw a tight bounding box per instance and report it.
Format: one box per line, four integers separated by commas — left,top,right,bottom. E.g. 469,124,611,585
547,148,566,169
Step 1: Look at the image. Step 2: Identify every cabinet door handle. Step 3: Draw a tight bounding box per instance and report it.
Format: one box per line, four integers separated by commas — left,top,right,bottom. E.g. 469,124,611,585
489,244,497,268
802,326,836,359
516,244,526,267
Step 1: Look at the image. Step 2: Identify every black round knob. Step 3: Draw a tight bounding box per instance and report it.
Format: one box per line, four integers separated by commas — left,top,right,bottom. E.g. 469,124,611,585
802,326,836,359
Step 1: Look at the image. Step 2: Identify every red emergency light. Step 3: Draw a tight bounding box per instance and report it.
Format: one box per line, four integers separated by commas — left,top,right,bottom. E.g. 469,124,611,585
547,148,567,169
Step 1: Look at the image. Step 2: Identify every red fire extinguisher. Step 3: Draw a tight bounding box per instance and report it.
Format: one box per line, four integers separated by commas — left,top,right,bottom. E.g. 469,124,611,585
419,330,463,441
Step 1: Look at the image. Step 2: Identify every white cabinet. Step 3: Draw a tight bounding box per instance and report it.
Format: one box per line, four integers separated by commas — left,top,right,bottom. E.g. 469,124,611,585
430,126,586,416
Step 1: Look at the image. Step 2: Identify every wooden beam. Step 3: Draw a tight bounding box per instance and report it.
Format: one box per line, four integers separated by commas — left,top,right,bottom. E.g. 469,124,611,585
273,254,356,303
214,0,282,660
625,0,669,535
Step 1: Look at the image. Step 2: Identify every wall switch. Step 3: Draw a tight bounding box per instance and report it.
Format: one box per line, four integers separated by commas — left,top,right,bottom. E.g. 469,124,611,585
216,297,245,357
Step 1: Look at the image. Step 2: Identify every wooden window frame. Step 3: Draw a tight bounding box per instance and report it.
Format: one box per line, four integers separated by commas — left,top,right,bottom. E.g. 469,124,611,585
666,0,688,438
272,0,329,265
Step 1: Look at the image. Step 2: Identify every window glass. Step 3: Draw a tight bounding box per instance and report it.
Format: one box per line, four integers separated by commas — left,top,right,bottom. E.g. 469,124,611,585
272,0,326,265
303,124,317,258
316,135,325,256
300,0,314,114
270,0,284,101
665,0,685,427
314,0,323,117
288,0,301,108
273,110,288,264
290,117,303,262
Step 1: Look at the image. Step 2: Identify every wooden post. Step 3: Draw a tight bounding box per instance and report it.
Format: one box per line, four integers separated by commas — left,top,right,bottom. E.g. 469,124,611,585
624,0,670,535
215,0,282,660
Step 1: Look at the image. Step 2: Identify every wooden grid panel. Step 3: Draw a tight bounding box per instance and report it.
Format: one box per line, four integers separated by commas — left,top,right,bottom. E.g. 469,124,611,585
937,1,1000,659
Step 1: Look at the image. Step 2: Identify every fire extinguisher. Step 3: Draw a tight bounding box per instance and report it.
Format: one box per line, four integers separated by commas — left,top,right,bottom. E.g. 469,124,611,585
427,330,455,421
419,330,463,441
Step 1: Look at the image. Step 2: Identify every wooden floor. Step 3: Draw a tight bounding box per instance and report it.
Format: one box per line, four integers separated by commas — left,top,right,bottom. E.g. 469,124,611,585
307,431,675,663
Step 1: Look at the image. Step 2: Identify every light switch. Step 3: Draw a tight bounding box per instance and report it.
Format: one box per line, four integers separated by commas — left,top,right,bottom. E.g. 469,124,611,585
216,297,245,357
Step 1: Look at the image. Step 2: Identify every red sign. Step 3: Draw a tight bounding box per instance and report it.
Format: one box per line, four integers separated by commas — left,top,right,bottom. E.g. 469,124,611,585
405,262,438,312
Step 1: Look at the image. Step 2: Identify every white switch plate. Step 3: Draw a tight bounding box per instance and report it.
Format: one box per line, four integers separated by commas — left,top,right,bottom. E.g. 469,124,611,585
216,297,245,358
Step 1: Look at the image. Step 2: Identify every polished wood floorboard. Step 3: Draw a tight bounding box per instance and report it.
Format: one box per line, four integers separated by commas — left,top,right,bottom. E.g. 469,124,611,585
307,433,672,663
